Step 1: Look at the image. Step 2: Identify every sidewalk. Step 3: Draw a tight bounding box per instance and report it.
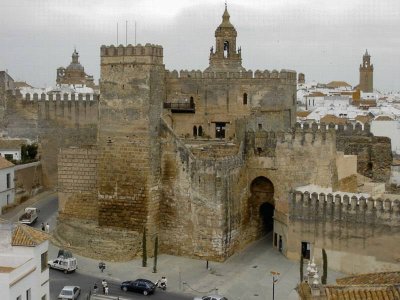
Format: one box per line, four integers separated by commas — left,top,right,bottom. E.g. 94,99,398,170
49,234,344,300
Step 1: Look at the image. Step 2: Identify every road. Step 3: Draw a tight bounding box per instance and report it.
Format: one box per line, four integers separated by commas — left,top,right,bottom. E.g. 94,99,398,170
51,269,193,299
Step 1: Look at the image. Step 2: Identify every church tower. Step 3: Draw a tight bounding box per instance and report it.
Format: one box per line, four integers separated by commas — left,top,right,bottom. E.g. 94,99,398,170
206,4,244,72
359,50,373,92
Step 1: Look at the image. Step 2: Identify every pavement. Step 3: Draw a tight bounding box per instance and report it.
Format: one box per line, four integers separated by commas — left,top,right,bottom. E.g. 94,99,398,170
3,191,345,300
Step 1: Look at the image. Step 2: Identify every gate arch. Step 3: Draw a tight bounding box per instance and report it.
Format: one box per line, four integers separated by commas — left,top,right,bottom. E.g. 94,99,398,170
250,176,275,235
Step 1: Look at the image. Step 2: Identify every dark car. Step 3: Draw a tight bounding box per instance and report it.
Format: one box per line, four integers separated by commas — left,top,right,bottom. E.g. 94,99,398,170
121,279,156,296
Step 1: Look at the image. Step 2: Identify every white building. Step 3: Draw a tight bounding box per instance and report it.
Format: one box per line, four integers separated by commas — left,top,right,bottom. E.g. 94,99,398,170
0,139,25,161
0,157,15,215
0,221,50,300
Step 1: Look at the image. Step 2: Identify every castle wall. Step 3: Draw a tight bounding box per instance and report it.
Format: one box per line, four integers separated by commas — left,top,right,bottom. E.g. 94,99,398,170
159,120,247,260
164,69,296,139
288,191,400,273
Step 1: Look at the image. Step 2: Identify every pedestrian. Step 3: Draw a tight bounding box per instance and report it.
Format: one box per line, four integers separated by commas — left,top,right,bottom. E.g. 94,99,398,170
102,279,107,294
45,223,50,233
105,285,109,295
41,223,45,231
93,283,98,294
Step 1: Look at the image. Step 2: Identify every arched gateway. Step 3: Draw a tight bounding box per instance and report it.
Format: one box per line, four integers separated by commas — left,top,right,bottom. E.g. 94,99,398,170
250,176,275,235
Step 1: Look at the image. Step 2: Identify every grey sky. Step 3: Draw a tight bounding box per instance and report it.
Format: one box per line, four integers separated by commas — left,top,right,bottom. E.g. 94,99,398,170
1,0,399,91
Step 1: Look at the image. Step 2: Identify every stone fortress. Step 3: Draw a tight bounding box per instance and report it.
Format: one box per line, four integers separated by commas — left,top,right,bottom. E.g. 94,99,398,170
0,6,398,274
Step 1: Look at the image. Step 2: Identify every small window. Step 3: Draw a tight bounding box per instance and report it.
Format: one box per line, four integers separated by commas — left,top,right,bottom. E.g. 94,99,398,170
5,154,13,161
243,93,248,105
41,251,48,272
193,126,197,137
198,126,203,137
26,288,31,300
258,124,262,130
274,233,278,247
6,173,10,189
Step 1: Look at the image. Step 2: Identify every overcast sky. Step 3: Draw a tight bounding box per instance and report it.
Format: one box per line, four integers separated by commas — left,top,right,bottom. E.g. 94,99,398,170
1,0,400,91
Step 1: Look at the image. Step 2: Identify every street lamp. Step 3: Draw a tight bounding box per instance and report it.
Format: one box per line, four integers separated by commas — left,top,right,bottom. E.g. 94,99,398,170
270,271,280,300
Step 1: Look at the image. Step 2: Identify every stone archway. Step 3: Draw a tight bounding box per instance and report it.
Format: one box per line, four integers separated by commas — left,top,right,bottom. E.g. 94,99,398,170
250,176,275,236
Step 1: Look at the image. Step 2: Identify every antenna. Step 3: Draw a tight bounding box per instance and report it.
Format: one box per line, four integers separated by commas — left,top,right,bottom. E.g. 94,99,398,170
135,21,137,45
125,20,128,46
117,22,119,45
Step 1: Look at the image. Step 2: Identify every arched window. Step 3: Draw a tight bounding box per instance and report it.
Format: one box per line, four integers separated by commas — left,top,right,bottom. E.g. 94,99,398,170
78,94,83,101
223,41,229,58
40,93,46,101
86,94,91,101
33,93,38,101
190,96,194,108
198,126,203,137
63,93,69,101
56,93,61,101
243,93,248,105
193,126,198,137
48,94,53,101
25,93,30,101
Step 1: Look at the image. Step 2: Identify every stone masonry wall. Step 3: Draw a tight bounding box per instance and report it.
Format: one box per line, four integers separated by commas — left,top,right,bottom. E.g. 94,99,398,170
58,146,98,221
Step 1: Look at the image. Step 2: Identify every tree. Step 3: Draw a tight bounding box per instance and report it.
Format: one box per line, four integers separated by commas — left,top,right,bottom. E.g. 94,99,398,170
21,143,38,162
142,227,147,267
153,235,158,273
322,248,328,284
300,254,304,282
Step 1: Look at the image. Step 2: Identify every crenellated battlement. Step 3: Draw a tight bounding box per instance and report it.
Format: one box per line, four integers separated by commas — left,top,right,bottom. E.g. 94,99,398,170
294,121,372,136
165,68,296,81
290,190,400,223
100,43,163,58
20,91,98,101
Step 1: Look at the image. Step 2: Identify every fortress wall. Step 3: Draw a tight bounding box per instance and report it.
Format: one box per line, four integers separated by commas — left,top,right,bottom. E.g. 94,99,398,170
288,191,400,273
160,120,247,260
58,147,98,221
165,70,296,139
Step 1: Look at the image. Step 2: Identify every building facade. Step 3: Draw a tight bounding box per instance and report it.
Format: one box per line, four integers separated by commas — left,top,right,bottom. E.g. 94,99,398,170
0,157,14,214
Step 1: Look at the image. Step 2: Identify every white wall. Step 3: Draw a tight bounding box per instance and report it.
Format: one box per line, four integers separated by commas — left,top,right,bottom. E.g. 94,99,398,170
0,166,15,214
371,120,400,154
0,149,21,161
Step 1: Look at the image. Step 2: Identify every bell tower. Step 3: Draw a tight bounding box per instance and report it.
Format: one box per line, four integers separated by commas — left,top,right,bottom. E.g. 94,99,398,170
206,4,244,72
359,50,373,93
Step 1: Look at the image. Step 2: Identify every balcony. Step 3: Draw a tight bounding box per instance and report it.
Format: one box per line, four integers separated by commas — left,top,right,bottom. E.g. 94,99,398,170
163,101,195,113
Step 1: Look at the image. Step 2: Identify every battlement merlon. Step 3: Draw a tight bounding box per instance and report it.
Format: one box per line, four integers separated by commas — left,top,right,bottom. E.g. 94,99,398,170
100,43,164,65
165,69,296,81
291,190,400,216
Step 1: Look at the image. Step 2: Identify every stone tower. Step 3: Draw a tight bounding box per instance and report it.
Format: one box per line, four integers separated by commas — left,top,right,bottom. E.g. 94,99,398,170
206,4,244,72
359,49,373,92
98,44,165,237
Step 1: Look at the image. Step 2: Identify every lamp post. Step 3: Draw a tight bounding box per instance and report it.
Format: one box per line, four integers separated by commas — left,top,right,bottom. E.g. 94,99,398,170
270,271,280,300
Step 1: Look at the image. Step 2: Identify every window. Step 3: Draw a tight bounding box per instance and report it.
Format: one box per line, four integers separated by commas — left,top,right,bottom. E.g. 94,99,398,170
215,122,226,139
193,126,197,137
16,296,21,300
5,154,13,161
223,41,229,58
274,233,278,247
41,251,48,272
26,288,31,300
243,93,248,105
7,194,9,205
198,126,203,137
41,295,47,300
258,124,262,130
6,173,10,189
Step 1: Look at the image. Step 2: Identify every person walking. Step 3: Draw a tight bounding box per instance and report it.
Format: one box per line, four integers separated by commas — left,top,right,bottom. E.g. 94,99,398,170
105,285,109,295
45,223,50,233
93,283,98,294
41,223,45,231
102,279,107,294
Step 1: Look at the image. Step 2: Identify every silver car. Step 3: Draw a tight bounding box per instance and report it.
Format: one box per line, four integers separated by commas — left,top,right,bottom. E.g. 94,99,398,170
194,295,228,300
58,286,81,299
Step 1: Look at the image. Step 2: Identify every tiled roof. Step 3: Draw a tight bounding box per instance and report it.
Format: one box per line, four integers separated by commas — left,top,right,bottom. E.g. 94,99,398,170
0,156,14,169
320,114,348,125
325,285,400,299
355,115,372,124
0,139,25,150
297,111,311,118
308,92,326,97
0,266,15,273
11,224,49,247
337,271,400,285
326,81,352,88
375,115,393,121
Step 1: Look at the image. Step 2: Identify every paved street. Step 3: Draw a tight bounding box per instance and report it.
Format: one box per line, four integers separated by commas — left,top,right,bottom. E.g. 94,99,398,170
3,191,345,300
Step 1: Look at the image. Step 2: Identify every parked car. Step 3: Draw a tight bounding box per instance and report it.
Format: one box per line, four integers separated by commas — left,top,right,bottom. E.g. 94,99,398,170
58,286,81,299
194,296,228,300
121,279,156,296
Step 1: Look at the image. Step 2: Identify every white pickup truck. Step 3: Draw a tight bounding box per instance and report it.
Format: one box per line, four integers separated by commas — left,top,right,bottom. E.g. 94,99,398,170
18,207,39,225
